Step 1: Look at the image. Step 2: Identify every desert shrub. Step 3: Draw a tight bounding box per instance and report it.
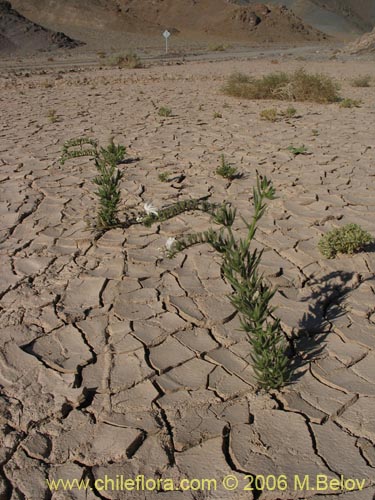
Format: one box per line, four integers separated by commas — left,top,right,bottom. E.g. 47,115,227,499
209,44,226,52
158,107,172,117
216,155,238,180
260,108,278,122
351,75,372,88
339,98,362,108
158,171,170,182
287,145,308,156
213,111,223,119
260,106,297,122
108,52,143,69
60,138,126,230
319,224,372,258
162,175,291,390
223,69,340,103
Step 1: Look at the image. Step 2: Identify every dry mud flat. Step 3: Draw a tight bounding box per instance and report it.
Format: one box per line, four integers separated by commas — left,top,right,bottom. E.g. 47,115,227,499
0,57,375,499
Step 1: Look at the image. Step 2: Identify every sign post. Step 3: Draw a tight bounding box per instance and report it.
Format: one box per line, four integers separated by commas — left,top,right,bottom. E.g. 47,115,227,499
163,30,171,54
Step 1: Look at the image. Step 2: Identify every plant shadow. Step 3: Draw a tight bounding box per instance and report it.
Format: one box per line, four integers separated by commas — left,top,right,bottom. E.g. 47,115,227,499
288,270,369,384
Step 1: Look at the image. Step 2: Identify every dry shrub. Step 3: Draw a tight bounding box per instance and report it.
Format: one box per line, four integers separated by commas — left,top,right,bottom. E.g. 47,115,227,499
223,69,340,103
108,52,143,69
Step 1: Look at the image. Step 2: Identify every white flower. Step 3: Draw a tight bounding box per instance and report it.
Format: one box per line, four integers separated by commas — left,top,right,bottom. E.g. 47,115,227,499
165,237,176,251
144,202,158,216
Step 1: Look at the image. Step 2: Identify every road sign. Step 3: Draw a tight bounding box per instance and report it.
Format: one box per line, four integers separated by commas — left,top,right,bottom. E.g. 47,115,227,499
163,30,171,53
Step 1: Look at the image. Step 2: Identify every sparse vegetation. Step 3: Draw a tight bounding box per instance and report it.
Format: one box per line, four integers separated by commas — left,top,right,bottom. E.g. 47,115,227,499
260,108,278,122
158,171,171,182
164,175,291,390
339,98,362,108
158,106,172,117
312,129,319,137
216,155,238,180
108,52,143,69
47,109,58,123
209,44,226,52
260,106,297,122
280,106,297,119
318,224,373,259
287,145,308,156
351,75,372,88
223,69,340,103
213,111,223,119
60,138,126,230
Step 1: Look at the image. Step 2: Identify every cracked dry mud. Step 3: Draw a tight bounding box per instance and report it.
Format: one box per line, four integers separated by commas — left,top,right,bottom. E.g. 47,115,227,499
0,57,375,500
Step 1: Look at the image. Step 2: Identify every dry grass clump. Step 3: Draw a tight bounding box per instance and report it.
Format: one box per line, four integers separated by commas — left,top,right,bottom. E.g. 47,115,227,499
351,75,372,88
108,52,143,69
223,69,340,103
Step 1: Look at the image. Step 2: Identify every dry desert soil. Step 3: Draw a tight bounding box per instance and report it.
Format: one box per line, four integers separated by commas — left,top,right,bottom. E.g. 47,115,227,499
0,40,375,500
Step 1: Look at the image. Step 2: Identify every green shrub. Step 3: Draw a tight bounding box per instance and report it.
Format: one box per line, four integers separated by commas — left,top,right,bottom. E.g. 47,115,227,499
60,138,126,230
158,171,170,182
339,98,362,108
216,155,238,180
163,175,291,390
287,145,308,156
223,69,340,103
158,106,172,117
318,223,373,258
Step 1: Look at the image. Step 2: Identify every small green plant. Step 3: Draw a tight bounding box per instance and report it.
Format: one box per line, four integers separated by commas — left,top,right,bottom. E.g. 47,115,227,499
351,75,371,88
312,129,319,137
164,175,291,390
280,106,297,118
260,106,297,122
318,223,373,259
158,171,170,182
108,52,143,69
287,145,308,156
260,108,278,122
47,109,58,123
60,138,126,230
216,155,238,180
339,98,362,108
158,107,172,117
209,44,226,52
213,112,223,119
223,69,340,103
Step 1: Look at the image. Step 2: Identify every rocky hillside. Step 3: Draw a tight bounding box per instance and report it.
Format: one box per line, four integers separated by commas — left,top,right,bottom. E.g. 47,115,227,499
0,1,84,53
232,0,375,36
347,27,375,54
10,0,326,43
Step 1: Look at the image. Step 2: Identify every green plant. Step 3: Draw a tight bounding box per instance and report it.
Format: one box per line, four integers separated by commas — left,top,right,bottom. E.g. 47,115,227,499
280,106,297,118
213,112,223,119
339,98,362,108
216,155,238,180
60,138,126,230
223,69,340,103
351,75,372,88
158,171,170,182
158,107,172,117
287,145,308,156
260,108,278,122
312,129,319,137
209,44,226,52
318,223,373,259
260,106,297,122
47,109,58,123
164,175,291,390
108,52,143,69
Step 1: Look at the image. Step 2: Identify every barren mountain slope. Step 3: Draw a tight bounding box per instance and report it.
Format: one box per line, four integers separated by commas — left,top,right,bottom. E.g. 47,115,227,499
233,0,375,35
347,26,375,54
0,1,84,52
10,0,326,43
